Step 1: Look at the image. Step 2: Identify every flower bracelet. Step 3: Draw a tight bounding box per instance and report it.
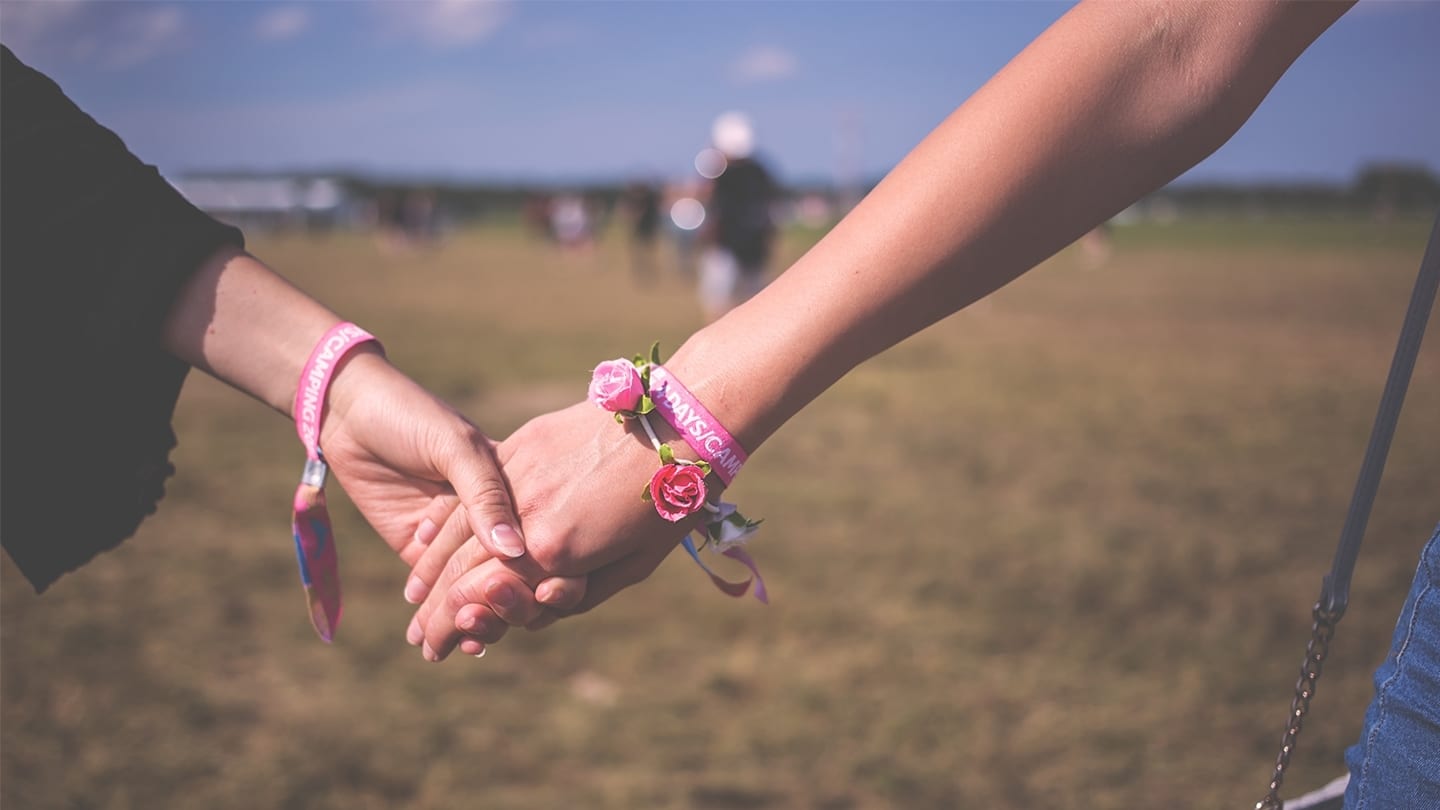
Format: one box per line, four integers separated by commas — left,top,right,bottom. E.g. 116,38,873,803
588,344,767,603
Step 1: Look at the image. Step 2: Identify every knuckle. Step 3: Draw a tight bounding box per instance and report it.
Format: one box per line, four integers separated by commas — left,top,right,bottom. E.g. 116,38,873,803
441,543,478,584
469,480,514,515
526,532,577,573
445,578,486,612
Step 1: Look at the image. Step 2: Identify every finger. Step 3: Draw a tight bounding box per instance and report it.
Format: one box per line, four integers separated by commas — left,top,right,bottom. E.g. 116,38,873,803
560,545,672,616
422,560,526,661
378,490,456,567
424,613,508,663
453,570,589,630
537,574,588,612
413,493,459,548
403,504,474,604
437,428,527,560
422,605,509,661
409,535,487,646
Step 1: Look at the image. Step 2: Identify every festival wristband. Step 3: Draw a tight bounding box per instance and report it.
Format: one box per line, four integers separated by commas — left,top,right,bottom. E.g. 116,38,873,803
290,322,381,641
647,364,748,486
588,344,766,603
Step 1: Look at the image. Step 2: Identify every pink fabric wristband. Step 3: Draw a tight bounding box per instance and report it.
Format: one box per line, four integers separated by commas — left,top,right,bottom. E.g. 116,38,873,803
647,364,748,486
294,322,379,459
290,321,380,642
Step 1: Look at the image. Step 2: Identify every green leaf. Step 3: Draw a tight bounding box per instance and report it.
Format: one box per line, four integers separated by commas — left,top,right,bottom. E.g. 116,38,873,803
639,395,654,413
695,460,713,476
649,341,662,365
641,484,653,502
614,412,626,424
658,444,675,464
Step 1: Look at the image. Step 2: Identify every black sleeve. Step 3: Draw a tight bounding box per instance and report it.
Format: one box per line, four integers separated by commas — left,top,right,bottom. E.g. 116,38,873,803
1,45,246,591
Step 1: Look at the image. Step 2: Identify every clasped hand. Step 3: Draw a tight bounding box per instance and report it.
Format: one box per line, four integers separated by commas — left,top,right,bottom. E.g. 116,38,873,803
402,402,712,661
321,360,705,660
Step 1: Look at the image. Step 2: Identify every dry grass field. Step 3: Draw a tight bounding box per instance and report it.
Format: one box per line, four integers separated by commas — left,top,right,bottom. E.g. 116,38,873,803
4,217,1437,809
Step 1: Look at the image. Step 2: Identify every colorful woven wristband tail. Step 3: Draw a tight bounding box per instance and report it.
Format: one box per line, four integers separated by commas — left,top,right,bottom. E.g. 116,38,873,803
290,322,381,642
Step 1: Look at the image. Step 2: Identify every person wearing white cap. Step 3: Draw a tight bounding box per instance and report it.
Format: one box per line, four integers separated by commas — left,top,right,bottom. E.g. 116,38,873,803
697,112,779,322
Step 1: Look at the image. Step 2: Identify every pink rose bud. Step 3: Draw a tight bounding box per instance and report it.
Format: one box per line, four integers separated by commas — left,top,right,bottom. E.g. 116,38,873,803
649,463,708,522
588,358,644,412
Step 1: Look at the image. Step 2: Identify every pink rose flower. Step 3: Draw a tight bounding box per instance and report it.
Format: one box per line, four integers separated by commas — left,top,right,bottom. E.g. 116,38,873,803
649,463,708,522
588,358,644,413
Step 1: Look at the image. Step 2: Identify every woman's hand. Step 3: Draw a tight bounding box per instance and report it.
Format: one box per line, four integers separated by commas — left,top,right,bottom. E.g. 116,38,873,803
318,348,587,655
406,401,707,660
319,346,523,564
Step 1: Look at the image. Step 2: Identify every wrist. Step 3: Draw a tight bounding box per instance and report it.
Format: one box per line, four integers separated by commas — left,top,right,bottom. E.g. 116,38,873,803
317,343,394,449
664,323,805,455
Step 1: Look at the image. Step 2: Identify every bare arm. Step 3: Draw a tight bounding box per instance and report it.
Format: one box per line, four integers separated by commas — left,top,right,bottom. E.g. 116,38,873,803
161,245,350,418
416,0,1357,656
667,0,1355,449
161,247,585,653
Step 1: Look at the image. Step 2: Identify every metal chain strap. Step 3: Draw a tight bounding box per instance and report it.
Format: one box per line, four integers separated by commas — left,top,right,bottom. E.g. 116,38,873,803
1255,603,1341,810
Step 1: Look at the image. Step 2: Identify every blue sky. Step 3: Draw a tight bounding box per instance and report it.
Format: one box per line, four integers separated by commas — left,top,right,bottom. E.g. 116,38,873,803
3,0,1437,186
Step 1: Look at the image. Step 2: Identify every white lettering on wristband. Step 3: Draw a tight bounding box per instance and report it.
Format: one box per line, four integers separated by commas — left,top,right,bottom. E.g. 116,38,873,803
294,323,378,459
647,365,747,484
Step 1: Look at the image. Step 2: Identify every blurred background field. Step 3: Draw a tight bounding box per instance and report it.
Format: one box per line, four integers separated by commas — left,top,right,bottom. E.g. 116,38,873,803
3,216,1437,809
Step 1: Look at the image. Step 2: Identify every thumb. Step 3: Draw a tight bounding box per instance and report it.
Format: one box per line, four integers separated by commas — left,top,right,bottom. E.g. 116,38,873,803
435,427,527,560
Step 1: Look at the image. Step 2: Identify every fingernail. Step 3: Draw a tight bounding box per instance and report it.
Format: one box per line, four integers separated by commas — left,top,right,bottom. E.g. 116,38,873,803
490,524,525,558
485,580,518,611
473,648,487,659
459,613,480,632
404,576,428,604
414,518,439,546
536,581,562,605
406,616,424,646
422,642,438,662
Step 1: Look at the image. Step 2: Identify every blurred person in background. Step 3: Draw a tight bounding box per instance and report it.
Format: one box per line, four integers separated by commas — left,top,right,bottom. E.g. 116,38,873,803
664,176,708,279
549,191,595,252
411,2,1438,806
522,191,556,242
401,188,440,247
697,112,779,322
620,179,663,284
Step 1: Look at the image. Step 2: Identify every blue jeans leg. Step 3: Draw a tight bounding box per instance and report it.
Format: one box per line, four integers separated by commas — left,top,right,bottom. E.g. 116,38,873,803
1344,522,1440,809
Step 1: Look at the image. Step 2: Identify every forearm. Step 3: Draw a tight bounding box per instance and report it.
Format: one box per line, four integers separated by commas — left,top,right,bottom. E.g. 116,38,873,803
667,0,1352,450
161,245,348,417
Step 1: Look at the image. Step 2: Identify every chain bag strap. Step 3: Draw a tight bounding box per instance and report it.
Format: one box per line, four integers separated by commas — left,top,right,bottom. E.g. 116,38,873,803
1256,214,1440,810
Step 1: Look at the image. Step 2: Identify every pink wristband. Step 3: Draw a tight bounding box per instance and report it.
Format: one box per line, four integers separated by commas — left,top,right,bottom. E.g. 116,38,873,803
647,364,748,486
289,321,380,642
294,322,379,458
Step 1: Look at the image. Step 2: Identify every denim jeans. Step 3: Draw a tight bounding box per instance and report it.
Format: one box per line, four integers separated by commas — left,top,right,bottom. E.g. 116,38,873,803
1344,522,1440,808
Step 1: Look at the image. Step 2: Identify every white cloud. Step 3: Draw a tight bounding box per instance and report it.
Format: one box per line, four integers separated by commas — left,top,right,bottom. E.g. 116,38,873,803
730,44,798,84
255,6,310,42
374,0,512,49
0,2,187,70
